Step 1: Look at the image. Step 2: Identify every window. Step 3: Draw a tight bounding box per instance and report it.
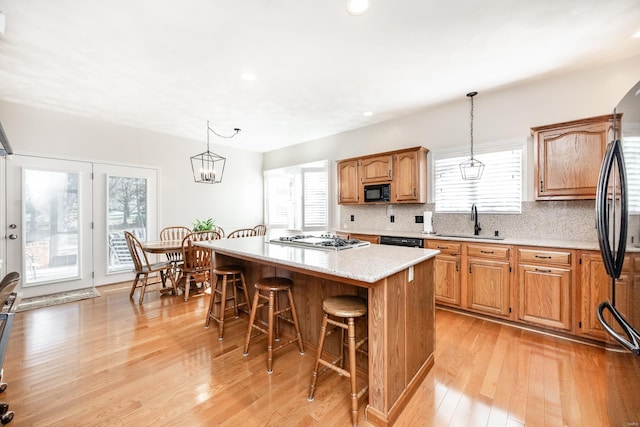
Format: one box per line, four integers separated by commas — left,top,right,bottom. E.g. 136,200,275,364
434,145,523,213
624,136,640,214
264,161,328,231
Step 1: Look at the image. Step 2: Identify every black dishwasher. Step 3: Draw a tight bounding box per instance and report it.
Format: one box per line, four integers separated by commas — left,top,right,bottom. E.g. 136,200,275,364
379,235,424,248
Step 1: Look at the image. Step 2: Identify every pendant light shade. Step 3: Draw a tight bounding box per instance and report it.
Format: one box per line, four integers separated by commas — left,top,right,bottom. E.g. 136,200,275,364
459,91,484,180
191,122,240,184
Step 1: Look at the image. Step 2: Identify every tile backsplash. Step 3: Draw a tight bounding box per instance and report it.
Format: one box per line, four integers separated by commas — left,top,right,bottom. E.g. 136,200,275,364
339,201,640,244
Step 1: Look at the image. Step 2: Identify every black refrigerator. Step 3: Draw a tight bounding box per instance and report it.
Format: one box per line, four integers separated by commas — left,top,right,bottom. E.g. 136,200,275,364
595,79,640,425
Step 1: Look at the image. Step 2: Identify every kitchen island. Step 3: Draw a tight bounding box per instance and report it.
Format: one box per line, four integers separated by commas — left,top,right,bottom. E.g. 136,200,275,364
196,236,439,426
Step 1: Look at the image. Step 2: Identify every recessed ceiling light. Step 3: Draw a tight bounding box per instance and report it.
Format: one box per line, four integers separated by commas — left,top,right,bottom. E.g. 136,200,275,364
363,111,373,117
346,0,369,16
241,72,256,81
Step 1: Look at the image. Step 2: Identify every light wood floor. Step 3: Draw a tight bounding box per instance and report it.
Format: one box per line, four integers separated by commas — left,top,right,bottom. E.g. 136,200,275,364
2,282,613,426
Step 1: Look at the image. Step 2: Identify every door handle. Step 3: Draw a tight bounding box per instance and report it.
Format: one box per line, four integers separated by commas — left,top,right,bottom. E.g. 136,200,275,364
8,234,18,240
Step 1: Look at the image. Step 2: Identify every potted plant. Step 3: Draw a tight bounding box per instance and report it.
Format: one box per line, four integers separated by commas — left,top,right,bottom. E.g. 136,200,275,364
192,218,215,232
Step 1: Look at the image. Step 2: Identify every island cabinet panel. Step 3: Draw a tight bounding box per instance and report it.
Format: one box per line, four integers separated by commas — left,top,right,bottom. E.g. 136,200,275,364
367,260,435,426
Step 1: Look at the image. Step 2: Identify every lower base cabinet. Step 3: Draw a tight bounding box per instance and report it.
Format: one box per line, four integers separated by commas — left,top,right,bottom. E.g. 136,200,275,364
434,255,461,307
518,264,571,330
578,251,633,341
467,258,511,318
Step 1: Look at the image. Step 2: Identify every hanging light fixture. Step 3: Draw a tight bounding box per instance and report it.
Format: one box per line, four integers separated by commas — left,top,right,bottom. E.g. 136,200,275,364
459,91,485,180
190,121,240,184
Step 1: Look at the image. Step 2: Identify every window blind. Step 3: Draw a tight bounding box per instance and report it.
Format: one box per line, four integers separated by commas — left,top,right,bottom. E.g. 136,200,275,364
264,161,328,231
434,149,522,213
624,137,640,214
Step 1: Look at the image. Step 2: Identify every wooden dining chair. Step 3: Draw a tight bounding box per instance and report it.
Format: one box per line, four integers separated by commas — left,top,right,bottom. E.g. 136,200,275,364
253,224,267,236
124,231,176,304
213,225,226,238
160,226,191,268
227,228,257,238
175,231,220,301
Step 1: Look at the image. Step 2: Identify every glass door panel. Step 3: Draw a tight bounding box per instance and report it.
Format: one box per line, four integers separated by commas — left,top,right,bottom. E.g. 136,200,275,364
5,156,93,298
24,169,80,284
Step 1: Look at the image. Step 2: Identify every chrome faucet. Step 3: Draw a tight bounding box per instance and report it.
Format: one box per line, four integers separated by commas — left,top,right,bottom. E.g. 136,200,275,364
471,203,481,236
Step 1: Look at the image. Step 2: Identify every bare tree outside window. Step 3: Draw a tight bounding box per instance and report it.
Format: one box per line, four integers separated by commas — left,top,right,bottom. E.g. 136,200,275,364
107,176,148,273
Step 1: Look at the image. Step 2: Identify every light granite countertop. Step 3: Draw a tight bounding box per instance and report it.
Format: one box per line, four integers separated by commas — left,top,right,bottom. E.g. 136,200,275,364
195,235,439,283
337,228,640,252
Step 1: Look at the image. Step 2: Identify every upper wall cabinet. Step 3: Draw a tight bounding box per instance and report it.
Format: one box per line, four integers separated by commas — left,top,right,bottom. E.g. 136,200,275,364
394,149,427,203
361,155,393,183
337,159,359,204
532,114,619,200
337,146,428,205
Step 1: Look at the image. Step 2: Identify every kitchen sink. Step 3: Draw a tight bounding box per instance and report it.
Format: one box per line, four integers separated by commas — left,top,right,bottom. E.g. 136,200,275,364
435,233,505,241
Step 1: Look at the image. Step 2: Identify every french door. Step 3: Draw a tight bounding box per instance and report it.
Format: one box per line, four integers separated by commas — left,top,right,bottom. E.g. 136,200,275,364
5,156,93,298
4,155,158,296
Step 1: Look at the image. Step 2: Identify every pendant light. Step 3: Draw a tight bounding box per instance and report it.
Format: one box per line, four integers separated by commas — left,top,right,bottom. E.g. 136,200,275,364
459,91,485,180
190,121,240,184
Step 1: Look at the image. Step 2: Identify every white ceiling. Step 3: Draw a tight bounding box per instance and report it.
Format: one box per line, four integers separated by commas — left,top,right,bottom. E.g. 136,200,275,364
0,0,639,153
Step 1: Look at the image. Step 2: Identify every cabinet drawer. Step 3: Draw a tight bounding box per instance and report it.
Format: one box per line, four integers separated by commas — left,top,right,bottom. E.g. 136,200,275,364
518,248,571,266
427,241,461,255
467,244,510,260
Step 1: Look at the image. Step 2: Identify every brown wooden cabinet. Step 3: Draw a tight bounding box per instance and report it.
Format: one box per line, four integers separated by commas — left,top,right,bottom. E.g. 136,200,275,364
348,233,380,244
578,251,633,341
337,159,359,204
427,241,461,307
532,114,619,200
517,248,573,331
336,146,428,205
360,155,393,183
466,243,512,318
393,148,427,203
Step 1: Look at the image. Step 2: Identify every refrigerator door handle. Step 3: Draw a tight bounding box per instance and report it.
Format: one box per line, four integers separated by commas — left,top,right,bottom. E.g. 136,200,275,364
597,300,640,355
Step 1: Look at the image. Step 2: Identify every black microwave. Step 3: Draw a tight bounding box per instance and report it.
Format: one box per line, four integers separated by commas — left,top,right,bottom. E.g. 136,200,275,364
364,183,391,202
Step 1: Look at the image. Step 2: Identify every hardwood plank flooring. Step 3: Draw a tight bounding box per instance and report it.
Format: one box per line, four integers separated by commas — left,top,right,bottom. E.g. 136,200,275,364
2,283,613,426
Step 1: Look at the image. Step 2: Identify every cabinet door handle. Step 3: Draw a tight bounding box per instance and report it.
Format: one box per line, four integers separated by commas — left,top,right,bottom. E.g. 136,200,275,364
455,261,459,272
534,255,552,259
413,188,416,197
535,268,552,273
388,170,391,178
480,250,494,254
438,246,448,250
469,265,472,274
540,180,544,193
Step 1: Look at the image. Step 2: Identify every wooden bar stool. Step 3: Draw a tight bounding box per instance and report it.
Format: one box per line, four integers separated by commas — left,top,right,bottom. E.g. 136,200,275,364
308,295,368,427
205,265,251,340
243,277,305,373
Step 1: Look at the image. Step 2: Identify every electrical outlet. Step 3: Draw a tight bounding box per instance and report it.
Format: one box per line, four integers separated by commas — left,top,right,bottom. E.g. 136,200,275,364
350,215,354,222
390,215,395,223
415,215,424,223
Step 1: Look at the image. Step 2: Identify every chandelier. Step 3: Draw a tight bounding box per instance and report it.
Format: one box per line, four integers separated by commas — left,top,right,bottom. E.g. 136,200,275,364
459,91,485,180
191,121,240,184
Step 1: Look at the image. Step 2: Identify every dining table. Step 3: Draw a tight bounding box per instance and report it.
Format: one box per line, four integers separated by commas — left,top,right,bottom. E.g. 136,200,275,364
140,240,183,254
140,240,184,295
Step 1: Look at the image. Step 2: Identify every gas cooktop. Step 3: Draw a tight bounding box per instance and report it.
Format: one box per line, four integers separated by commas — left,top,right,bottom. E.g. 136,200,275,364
269,234,370,251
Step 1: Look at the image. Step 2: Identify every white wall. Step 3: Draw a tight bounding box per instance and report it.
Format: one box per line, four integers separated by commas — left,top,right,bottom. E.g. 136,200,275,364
0,101,264,231
263,54,640,230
